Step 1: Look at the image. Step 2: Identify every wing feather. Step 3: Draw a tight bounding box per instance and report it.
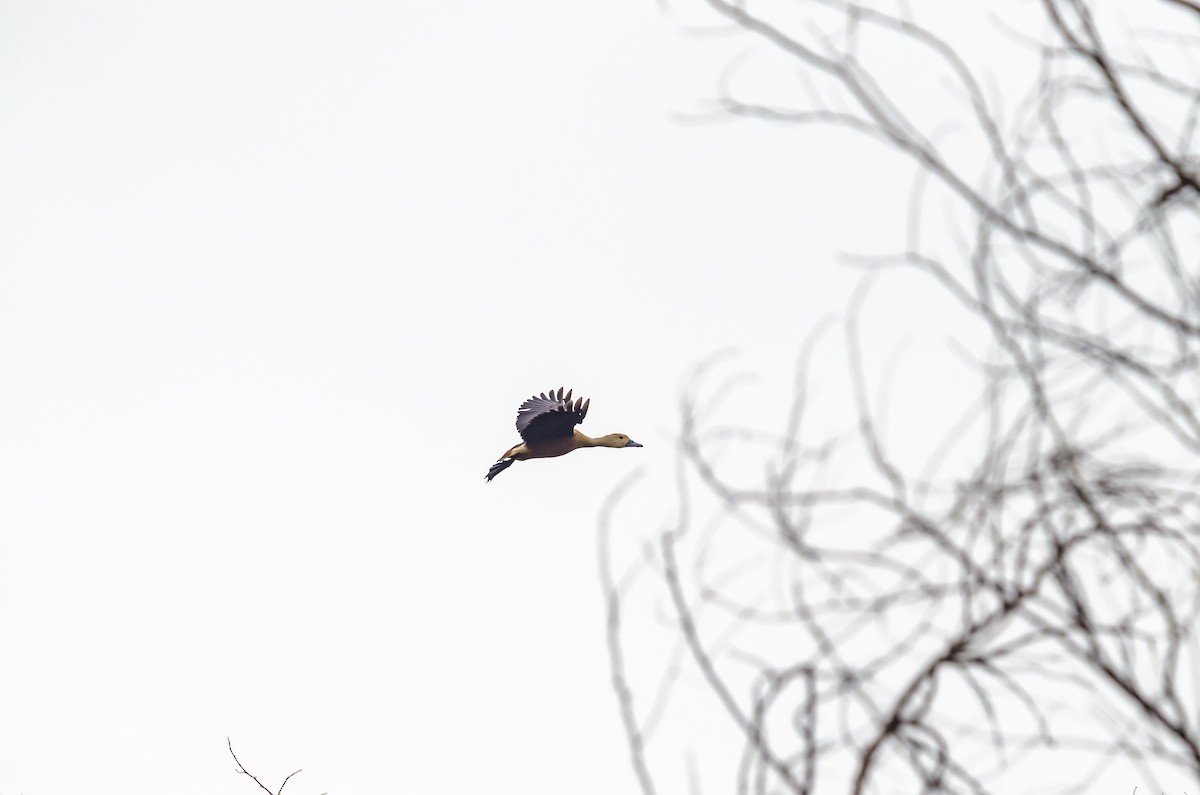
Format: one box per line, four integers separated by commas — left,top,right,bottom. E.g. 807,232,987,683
515,387,589,444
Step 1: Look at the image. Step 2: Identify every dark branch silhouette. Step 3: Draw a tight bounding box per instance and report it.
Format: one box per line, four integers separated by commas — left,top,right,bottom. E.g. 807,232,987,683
602,2,1200,792
228,738,325,795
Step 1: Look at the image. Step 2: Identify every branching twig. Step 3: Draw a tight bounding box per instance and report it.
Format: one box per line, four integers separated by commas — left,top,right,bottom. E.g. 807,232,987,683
604,1,1200,792
228,738,324,795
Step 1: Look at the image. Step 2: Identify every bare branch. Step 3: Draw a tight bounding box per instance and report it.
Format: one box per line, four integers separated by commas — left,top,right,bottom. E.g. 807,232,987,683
607,1,1200,791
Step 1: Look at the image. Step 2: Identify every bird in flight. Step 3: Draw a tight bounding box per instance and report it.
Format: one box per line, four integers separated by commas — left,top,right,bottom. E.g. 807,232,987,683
486,387,642,481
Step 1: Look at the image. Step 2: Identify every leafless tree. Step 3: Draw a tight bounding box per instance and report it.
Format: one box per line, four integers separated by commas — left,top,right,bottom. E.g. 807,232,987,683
601,2,1200,793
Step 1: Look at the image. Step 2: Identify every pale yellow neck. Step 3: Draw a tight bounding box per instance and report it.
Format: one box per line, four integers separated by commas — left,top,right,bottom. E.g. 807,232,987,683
574,430,599,448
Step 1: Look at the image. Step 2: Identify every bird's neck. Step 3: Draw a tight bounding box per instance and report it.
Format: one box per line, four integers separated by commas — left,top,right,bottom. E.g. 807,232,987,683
574,430,599,448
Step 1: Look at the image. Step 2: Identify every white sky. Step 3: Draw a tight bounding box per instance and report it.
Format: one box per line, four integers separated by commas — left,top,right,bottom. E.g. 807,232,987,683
0,1,1186,793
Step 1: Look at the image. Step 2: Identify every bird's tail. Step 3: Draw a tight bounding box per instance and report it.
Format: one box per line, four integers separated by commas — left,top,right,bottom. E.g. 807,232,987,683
486,457,515,482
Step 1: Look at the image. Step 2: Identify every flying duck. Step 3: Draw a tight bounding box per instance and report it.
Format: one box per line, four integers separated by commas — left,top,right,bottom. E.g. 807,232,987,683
486,388,642,481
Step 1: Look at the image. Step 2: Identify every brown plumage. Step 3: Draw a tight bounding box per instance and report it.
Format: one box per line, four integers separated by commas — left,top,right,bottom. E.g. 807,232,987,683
486,387,642,481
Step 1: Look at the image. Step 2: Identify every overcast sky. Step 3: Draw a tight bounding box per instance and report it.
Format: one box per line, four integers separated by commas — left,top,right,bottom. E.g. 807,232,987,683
0,1,1181,793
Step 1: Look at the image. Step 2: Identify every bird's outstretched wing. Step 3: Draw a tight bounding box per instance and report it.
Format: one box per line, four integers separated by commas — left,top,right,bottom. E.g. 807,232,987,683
516,387,590,444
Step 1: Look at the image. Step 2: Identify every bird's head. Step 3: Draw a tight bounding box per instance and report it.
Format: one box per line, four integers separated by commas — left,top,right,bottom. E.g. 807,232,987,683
597,433,643,449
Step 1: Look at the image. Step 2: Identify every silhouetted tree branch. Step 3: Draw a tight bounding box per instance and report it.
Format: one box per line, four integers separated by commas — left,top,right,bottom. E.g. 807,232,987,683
228,738,325,795
603,2,1200,792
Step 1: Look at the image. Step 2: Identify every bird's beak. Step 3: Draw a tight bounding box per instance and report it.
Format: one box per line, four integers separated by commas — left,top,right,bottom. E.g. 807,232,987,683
625,439,643,448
